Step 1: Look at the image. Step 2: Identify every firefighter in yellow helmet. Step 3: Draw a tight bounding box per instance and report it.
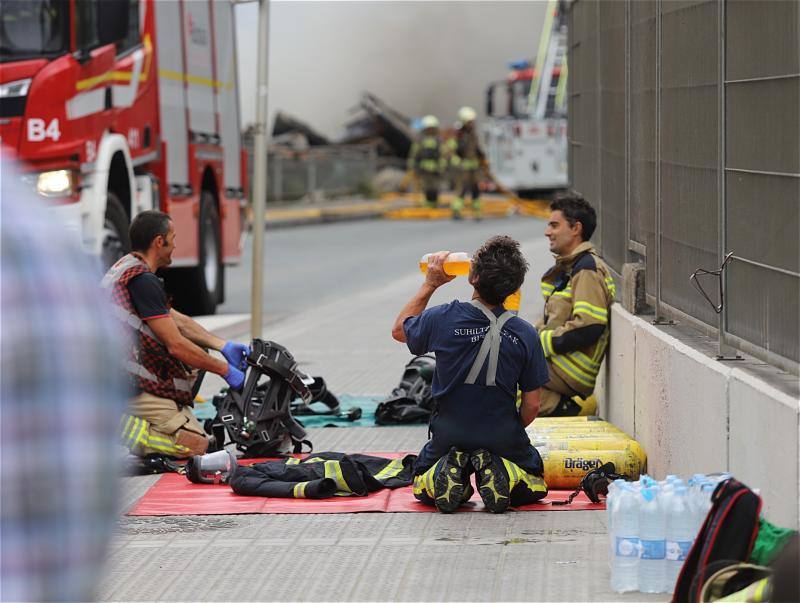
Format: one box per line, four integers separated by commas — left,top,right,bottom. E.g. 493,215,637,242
446,106,486,220
407,115,445,208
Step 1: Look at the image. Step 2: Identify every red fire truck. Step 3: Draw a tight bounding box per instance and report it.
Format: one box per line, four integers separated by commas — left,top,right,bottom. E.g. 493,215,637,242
0,0,247,315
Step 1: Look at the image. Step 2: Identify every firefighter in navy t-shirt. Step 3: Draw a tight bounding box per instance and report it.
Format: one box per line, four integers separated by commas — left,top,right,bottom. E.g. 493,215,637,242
392,236,550,513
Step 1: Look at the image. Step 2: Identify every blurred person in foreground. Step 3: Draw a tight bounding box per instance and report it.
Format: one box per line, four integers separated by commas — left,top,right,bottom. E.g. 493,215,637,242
101,210,247,459
0,158,126,601
535,192,616,416
392,236,549,514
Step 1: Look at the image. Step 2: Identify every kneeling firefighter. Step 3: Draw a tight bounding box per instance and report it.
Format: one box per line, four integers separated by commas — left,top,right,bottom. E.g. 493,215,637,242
391,237,550,513
102,211,247,459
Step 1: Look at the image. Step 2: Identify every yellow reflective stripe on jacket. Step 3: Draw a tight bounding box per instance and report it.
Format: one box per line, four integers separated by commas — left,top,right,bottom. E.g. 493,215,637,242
605,277,617,299
553,289,572,299
374,458,405,482
540,282,555,299
573,300,609,322
285,457,301,465
565,350,600,374
323,461,352,494
551,353,596,388
539,330,554,357
293,482,308,498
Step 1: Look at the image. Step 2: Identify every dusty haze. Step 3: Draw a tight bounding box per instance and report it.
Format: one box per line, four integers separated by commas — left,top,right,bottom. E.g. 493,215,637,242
235,1,547,137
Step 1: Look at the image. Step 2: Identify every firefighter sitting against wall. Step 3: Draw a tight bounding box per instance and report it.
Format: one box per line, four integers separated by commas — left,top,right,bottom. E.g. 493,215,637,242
392,236,549,514
446,106,487,220
535,193,616,417
407,115,445,208
101,210,247,458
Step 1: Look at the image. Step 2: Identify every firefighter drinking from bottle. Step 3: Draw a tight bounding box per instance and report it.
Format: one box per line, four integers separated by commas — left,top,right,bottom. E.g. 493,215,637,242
102,211,248,458
392,236,549,513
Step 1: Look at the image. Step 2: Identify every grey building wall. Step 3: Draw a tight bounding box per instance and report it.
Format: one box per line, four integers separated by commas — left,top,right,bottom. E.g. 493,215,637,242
567,0,799,368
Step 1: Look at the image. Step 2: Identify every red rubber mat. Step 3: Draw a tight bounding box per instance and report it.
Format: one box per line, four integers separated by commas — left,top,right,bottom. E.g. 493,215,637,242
127,453,605,516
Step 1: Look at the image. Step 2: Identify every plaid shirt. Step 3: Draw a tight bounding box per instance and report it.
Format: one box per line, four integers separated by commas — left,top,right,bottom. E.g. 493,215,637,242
1,163,127,602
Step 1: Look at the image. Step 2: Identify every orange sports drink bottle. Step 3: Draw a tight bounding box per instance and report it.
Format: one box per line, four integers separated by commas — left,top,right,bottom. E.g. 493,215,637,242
418,252,522,312
419,252,472,276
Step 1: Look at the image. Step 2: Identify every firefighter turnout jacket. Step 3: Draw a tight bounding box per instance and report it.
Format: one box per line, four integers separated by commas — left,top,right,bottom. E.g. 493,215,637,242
408,135,445,175
535,242,616,396
101,253,194,406
229,452,416,499
446,127,485,171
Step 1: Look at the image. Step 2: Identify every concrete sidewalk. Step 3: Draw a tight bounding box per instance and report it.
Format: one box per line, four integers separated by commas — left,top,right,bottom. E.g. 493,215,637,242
104,239,669,602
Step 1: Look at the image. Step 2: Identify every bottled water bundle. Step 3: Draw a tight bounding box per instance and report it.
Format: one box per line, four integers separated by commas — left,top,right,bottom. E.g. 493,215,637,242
607,473,730,594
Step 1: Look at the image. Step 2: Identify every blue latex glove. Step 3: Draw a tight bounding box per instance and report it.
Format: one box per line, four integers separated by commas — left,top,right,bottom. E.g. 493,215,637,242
224,364,245,390
221,341,250,371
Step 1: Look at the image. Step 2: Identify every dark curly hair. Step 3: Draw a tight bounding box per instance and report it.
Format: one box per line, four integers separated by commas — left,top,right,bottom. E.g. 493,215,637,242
470,235,529,306
550,191,597,241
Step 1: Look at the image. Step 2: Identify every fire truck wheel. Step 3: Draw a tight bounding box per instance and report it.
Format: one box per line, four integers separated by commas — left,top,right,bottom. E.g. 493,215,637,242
101,191,131,269
171,192,223,315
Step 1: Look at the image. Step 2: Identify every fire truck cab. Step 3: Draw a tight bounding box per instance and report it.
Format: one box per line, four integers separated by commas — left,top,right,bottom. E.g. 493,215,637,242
0,0,247,315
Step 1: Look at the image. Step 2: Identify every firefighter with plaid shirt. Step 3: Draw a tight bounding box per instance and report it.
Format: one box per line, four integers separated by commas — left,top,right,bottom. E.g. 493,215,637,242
101,211,248,458
535,194,616,416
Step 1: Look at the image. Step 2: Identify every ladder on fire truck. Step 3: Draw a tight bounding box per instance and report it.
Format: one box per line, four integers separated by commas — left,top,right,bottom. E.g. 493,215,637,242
528,0,568,120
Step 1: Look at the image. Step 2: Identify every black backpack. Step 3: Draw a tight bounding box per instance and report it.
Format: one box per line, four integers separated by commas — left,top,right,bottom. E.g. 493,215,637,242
672,478,762,603
375,355,436,425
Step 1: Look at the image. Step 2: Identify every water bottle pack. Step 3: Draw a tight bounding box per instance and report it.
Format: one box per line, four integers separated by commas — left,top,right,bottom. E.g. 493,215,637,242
607,472,730,594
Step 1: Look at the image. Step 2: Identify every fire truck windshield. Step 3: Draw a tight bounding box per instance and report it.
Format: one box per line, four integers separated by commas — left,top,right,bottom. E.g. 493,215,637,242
0,0,68,62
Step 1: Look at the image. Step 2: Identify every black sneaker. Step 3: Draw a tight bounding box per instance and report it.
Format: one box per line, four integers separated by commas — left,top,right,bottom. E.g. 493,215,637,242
471,449,510,514
433,448,470,513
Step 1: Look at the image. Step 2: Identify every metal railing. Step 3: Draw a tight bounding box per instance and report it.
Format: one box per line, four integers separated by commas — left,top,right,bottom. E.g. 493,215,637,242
247,143,384,202
567,0,799,372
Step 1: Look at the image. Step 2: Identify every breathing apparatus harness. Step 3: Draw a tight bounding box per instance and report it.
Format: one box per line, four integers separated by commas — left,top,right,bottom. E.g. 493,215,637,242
552,461,628,505
211,339,314,457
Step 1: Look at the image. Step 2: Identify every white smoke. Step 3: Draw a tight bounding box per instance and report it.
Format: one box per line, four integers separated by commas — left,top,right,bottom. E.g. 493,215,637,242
235,1,547,136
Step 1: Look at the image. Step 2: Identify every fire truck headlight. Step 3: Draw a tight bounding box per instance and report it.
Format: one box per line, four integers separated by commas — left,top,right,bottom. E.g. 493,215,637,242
36,170,75,198
0,78,31,98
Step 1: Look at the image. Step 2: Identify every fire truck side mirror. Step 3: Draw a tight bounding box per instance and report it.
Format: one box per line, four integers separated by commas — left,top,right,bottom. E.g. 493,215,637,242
97,0,130,48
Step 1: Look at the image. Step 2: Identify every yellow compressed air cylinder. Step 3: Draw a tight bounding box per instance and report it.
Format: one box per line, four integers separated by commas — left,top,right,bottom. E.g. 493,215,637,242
541,442,647,489
524,417,648,489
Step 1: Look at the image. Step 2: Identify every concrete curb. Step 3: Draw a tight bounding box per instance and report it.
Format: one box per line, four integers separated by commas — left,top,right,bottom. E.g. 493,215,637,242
263,196,550,228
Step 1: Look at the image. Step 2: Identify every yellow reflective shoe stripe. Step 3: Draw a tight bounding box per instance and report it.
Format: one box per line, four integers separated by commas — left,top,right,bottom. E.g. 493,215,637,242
293,482,308,498
323,461,352,493
520,472,548,493
374,458,405,481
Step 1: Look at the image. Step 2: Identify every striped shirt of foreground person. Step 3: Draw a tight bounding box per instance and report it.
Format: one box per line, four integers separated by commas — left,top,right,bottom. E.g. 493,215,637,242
0,160,127,602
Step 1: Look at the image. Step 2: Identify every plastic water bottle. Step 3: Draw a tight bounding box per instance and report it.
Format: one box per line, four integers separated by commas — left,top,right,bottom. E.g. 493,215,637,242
610,484,640,593
638,486,666,593
606,479,625,559
663,486,693,593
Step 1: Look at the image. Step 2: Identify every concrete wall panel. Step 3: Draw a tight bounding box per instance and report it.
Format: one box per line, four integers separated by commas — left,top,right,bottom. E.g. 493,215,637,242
729,370,800,529
603,306,636,435
632,318,731,478
603,305,800,528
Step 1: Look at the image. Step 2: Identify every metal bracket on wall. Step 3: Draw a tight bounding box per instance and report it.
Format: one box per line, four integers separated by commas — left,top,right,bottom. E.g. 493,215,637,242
690,252,744,362
652,317,676,326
